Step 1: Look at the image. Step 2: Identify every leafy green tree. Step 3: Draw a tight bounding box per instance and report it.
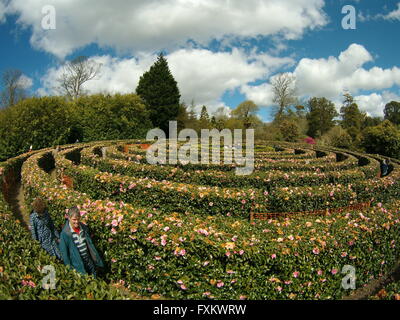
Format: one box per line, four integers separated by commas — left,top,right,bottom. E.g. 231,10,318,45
340,93,366,144
199,105,211,129
361,120,400,158
320,126,352,149
306,97,338,138
279,119,300,142
136,53,181,132
384,101,400,125
363,116,382,129
231,100,260,129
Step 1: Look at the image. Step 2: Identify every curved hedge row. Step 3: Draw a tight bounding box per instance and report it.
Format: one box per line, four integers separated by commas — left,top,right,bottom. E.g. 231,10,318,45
80,146,366,190
58,146,397,215
106,145,355,173
16,146,400,300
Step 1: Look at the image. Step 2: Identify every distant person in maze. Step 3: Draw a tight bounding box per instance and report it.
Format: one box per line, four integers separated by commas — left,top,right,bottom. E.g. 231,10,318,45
380,159,389,177
29,198,62,260
59,207,104,276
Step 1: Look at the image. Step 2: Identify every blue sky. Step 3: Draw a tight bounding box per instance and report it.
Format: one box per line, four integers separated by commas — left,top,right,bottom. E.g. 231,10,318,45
1,0,400,122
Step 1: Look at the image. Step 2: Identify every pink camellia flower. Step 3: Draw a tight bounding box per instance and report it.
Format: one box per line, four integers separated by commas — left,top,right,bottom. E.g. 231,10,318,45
203,261,210,266
232,236,238,242
180,284,187,290
284,280,292,285
317,270,323,276
341,252,348,258
331,269,338,275
293,271,300,278
264,191,269,196
111,228,117,235
111,220,118,227
111,259,117,263
108,238,113,243
177,280,183,284
163,227,170,232
271,254,277,259
276,286,282,292
241,200,246,204
312,248,320,255
203,292,211,296
329,191,334,197
377,203,382,208
239,295,247,300
226,251,231,257
155,256,161,261
239,250,244,255
217,281,224,288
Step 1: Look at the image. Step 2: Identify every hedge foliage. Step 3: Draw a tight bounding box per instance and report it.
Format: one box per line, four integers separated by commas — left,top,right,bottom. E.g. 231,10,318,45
0,94,152,161
17,145,400,300
0,153,127,300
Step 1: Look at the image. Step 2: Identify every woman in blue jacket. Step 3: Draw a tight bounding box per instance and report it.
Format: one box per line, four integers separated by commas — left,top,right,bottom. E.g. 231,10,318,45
59,206,104,276
29,198,61,260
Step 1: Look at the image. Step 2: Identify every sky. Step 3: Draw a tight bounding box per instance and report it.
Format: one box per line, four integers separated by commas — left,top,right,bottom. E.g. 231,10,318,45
0,0,400,122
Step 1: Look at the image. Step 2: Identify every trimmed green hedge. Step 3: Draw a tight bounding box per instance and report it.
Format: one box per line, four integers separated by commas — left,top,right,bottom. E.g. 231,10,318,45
81,146,366,190
19,147,400,300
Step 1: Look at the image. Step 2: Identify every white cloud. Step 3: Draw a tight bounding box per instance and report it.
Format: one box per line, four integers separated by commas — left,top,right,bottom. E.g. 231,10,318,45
241,44,400,116
355,91,400,118
240,83,275,107
293,44,400,98
5,0,327,58
18,74,33,89
383,3,400,20
39,48,293,114
0,1,6,23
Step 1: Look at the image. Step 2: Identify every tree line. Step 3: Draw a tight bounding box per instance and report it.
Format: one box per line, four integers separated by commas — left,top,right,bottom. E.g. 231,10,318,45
1,54,400,160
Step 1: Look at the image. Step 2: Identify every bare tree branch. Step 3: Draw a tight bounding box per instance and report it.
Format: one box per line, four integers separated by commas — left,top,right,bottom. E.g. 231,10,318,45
271,73,298,117
1,69,28,108
57,56,102,100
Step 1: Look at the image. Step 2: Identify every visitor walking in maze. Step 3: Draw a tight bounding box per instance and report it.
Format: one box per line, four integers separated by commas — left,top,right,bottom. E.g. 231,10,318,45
381,159,389,177
59,207,104,276
29,198,62,260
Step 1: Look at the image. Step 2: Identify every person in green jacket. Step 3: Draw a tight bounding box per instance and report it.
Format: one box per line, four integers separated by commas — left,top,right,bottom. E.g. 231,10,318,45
59,207,104,276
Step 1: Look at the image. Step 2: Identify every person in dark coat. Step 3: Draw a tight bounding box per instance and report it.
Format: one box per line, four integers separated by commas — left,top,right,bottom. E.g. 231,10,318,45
29,198,61,260
380,159,389,177
59,206,104,276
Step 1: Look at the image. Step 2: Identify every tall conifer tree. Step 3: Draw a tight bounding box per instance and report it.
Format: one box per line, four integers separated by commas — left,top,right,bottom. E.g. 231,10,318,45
136,53,181,132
